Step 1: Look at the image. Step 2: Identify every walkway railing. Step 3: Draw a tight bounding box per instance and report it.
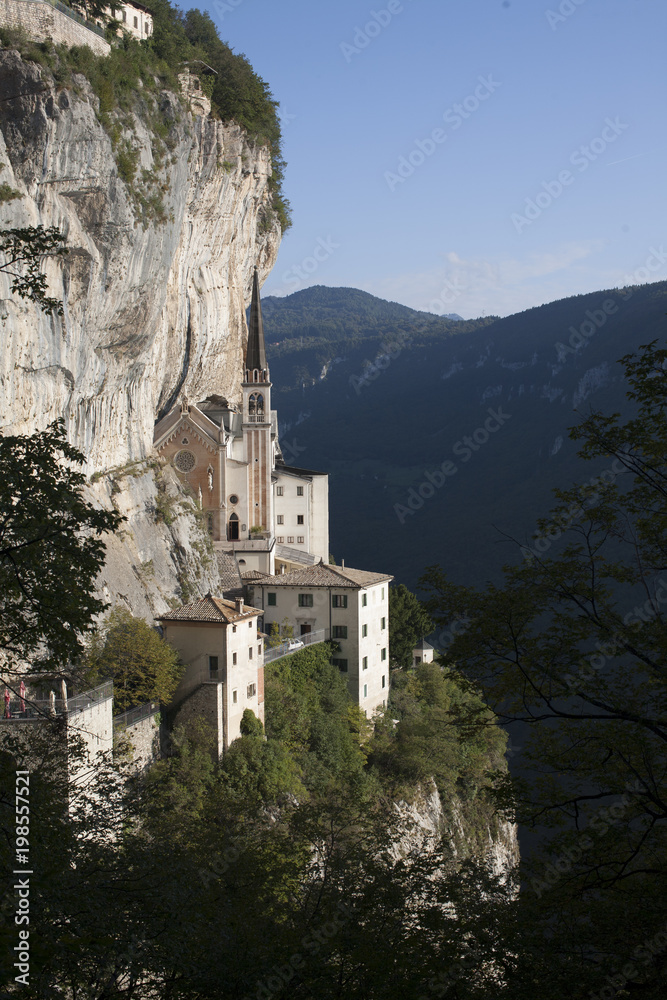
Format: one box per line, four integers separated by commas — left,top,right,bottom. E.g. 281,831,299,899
1,680,113,721
113,701,160,732
36,0,108,38
263,628,329,664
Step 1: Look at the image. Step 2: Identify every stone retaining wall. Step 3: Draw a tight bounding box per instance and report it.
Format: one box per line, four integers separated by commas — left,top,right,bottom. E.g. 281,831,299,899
0,0,110,55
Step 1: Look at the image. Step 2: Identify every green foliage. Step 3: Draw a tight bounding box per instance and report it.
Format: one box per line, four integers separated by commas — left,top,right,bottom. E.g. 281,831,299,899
0,420,121,674
239,707,263,737
85,606,183,711
0,182,21,203
388,583,433,668
0,225,68,314
420,339,667,993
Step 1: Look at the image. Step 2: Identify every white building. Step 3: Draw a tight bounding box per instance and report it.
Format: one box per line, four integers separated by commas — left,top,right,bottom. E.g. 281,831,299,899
244,562,393,717
412,639,435,668
153,269,329,577
109,1,153,40
158,595,264,756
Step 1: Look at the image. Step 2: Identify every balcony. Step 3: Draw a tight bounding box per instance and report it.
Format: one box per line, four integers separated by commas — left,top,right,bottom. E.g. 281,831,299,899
263,629,329,664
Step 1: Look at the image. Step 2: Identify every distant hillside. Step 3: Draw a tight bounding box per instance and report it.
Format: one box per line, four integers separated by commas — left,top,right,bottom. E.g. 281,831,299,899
265,280,667,593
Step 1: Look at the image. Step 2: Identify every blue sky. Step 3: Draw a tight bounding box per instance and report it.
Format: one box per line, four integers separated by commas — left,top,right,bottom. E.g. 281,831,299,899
199,0,666,318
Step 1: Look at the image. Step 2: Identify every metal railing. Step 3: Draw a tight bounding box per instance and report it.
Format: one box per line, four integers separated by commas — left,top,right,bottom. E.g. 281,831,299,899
113,700,160,732
263,628,329,664
1,680,113,721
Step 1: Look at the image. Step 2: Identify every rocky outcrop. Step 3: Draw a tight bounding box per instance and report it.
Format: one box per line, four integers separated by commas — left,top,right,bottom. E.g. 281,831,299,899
0,47,281,612
0,48,280,472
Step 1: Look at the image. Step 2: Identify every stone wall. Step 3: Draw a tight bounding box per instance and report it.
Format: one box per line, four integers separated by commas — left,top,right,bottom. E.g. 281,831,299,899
115,708,161,771
0,0,111,55
173,682,224,759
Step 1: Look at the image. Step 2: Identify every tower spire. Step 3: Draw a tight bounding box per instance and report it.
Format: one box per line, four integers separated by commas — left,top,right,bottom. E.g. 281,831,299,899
245,267,268,377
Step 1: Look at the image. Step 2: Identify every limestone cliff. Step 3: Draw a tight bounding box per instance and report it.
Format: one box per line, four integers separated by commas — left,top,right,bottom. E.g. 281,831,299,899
0,47,281,613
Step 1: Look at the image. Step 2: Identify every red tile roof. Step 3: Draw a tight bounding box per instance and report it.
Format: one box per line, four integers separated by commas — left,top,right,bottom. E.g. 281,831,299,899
241,563,393,589
157,594,261,625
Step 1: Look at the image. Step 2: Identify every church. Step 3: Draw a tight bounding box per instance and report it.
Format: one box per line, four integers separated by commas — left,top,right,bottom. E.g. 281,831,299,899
153,269,328,577
153,268,392,718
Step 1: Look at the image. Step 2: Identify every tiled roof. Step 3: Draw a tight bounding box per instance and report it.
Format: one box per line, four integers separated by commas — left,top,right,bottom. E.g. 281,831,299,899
241,562,393,590
157,594,261,624
216,551,243,592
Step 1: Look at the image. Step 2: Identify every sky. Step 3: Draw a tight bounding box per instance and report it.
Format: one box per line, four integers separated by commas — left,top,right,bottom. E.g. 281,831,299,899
198,0,666,319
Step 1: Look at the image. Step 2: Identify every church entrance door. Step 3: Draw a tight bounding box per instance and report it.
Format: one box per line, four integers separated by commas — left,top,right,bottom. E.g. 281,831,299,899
228,514,239,541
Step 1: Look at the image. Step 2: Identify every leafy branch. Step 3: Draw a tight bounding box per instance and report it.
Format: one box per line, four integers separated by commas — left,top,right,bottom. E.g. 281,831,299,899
0,225,68,314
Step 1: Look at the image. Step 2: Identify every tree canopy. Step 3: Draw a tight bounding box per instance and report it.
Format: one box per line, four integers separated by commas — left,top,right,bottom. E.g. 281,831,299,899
0,420,121,675
388,583,433,668
421,339,667,997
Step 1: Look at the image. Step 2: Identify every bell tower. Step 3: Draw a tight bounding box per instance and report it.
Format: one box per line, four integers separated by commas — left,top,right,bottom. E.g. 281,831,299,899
242,268,273,534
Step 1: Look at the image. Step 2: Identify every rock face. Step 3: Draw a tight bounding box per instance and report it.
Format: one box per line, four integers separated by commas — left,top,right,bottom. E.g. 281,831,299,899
0,48,281,613
0,48,280,471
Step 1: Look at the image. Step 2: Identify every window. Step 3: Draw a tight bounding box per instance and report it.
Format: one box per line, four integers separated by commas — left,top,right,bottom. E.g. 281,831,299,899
382,675,386,688
298,594,313,607
362,656,368,671
258,644,262,655
277,536,284,543
333,658,348,672
277,514,284,525
208,655,218,676
247,683,256,698
232,652,237,665
232,625,237,633
332,625,347,639
249,647,253,659
332,595,348,608
361,594,367,607
381,588,385,600
267,593,277,606
297,515,304,525
381,648,387,661
276,486,284,496
133,14,138,27
287,536,294,543
122,9,126,20
381,617,386,630
207,514,214,535
362,624,368,638
297,536,304,543
249,621,253,628
297,486,304,496
232,689,238,704
363,684,368,698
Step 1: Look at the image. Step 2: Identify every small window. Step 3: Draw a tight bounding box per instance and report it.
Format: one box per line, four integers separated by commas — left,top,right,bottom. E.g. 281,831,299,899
298,594,313,607
122,9,126,20
249,647,253,659
297,536,304,543
287,536,294,543
332,595,348,608
361,594,367,607
276,486,284,496
249,621,253,628
362,624,368,638
229,494,239,505
381,617,386,630
297,515,304,525
332,625,347,639
267,592,277,606
363,684,368,698
277,515,284,525
258,644,262,655
297,486,304,496
232,625,237,634
381,588,385,600
277,536,284,543
133,15,138,27
208,655,218,676
207,514,214,535
247,683,256,698
362,656,368,671
232,652,237,665
333,658,348,672
232,689,238,704
381,648,387,661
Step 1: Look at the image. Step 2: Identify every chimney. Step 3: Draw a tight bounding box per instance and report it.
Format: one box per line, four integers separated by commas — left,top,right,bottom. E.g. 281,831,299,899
341,559,345,568
235,598,244,613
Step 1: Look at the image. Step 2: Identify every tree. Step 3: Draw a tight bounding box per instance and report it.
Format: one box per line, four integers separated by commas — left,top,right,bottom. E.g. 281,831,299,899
0,225,67,314
388,583,432,668
88,607,183,712
0,420,122,675
420,340,667,997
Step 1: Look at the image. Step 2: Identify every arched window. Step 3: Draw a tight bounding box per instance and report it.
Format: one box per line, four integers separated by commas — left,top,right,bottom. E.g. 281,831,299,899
248,393,264,417
228,512,239,541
